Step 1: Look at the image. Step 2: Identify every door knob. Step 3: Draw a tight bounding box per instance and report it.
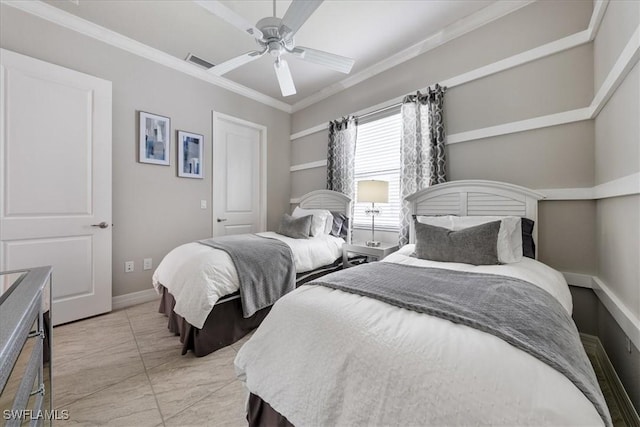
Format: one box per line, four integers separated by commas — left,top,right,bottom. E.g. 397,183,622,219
217,218,228,222
91,222,109,229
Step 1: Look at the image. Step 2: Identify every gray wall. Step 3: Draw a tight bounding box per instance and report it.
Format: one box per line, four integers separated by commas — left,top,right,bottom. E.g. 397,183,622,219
592,0,640,410
0,5,291,297
290,0,596,274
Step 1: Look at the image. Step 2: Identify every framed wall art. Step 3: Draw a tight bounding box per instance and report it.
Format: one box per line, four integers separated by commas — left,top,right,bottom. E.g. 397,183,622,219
177,130,204,178
139,111,170,165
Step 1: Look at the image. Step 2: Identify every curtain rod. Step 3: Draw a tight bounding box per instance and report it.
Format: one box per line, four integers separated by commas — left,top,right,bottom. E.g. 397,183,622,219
354,84,445,121
357,102,402,120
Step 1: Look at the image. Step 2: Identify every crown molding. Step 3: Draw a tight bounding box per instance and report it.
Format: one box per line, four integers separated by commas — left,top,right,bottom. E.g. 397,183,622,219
290,0,534,113
1,0,292,113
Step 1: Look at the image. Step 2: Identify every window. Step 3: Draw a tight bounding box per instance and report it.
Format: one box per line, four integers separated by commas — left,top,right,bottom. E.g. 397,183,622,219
353,111,402,230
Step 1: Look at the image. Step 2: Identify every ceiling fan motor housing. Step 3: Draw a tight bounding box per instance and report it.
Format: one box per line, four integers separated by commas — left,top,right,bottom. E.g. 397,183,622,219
256,17,294,56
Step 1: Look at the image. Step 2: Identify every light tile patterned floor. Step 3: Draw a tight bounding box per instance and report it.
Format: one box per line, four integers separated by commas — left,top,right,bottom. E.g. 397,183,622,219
52,300,251,427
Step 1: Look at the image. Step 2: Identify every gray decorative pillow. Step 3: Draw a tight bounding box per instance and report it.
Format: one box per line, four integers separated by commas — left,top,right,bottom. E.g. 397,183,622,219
278,214,312,239
414,220,501,265
330,211,349,239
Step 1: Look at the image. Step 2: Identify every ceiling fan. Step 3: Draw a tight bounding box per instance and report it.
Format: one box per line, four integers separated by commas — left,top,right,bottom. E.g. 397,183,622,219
194,0,356,97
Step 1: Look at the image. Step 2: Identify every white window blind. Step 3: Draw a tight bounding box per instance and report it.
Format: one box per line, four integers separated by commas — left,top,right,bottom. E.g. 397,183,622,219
353,112,402,230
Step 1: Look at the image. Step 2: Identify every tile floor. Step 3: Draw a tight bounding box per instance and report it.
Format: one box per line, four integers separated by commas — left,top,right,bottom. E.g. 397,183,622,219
51,299,251,426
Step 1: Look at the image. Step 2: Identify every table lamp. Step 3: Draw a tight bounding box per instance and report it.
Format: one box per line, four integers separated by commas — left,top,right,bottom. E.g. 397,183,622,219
357,180,389,247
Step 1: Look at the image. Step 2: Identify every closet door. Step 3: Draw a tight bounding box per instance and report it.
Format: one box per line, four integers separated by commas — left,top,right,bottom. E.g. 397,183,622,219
212,112,266,236
0,49,112,325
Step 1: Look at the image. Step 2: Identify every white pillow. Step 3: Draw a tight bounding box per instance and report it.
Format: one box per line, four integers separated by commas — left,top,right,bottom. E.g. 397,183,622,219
415,215,454,229
292,207,331,237
415,215,522,263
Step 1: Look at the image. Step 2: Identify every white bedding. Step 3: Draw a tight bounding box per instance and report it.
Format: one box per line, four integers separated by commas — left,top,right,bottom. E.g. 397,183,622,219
234,247,603,426
152,232,344,328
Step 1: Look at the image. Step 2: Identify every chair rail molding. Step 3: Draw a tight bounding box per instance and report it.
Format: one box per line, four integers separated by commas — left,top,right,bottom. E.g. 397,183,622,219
564,272,640,351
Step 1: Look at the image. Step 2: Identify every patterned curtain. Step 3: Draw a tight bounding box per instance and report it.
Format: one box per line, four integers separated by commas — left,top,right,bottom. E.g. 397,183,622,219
326,116,358,204
399,84,447,246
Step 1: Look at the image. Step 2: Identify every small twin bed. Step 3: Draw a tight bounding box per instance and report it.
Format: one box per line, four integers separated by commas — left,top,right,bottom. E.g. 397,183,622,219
235,180,612,426
152,190,351,356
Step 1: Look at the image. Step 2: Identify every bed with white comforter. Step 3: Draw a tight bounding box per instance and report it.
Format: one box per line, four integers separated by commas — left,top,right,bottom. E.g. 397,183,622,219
153,232,344,329
234,244,606,426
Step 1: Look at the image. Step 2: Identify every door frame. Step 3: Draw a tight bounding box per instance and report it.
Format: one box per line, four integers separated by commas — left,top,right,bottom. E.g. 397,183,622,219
211,111,267,235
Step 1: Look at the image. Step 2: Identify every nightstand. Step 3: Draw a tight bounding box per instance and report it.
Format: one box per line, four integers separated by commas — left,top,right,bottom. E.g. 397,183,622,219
342,242,399,268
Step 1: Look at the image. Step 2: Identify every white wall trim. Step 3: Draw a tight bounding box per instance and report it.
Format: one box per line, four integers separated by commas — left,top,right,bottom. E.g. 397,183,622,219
589,25,640,118
441,29,590,89
592,276,640,350
563,271,596,289
537,173,640,200
290,1,534,113
289,159,327,172
446,107,592,145
290,18,638,146
112,288,159,311
564,272,640,350
2,0,292,113
289,171,640,201
535,173,640,200
587,0,610,41
538,187,595,200
291,29,592,142
593,172,640,199
290,123,329,141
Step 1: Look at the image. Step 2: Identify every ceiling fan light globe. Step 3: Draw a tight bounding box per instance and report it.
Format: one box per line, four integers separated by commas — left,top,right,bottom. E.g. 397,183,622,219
268,41,283,57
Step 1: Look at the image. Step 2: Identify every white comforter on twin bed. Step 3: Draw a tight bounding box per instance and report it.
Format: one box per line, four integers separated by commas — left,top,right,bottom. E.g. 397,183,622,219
151,232,344,329
234,245,603,426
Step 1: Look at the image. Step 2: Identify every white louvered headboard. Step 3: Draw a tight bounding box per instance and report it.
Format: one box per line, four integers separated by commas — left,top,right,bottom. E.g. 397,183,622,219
405,180,545,255
297,190,352,243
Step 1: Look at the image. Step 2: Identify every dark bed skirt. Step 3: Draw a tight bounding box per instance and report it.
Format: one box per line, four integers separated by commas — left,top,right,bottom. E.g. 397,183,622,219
158,258,343,357
159,287,270,357
248,393,294,427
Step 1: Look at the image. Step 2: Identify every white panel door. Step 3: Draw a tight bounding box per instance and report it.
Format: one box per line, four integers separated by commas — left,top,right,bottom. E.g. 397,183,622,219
0,49,112,325
212,112,266,236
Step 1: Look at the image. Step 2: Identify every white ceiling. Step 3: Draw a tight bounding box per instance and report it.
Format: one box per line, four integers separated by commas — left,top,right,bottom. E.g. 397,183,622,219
45,0,497,107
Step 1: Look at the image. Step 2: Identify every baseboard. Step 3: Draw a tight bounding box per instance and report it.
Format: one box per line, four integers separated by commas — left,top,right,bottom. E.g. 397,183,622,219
581,333,640,427
112,288,159,310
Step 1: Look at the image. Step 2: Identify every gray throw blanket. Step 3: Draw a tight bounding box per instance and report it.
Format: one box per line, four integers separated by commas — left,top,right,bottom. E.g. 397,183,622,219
199,234,296,318
310,262,611,426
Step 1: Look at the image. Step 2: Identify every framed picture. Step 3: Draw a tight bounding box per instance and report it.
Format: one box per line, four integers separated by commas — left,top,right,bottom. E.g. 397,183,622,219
177,130,204,178
139,111,170,165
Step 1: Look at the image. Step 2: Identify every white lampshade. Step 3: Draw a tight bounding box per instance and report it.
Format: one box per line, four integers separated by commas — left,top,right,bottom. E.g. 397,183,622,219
357,180,389,203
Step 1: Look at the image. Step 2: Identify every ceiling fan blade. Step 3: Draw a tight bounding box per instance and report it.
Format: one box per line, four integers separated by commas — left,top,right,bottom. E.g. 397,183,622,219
280,0,323,39
292,46,355,74
209,50,265,76
194,0,263,40
274,59,296,97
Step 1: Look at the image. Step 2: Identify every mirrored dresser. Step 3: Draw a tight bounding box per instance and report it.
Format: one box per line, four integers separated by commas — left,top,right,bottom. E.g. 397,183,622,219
0,267,53,426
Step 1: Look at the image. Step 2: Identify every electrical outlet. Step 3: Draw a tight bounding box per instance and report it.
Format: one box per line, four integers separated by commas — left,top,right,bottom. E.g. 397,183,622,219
200,200,207,209
143,258,153,271
124,261,134,273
